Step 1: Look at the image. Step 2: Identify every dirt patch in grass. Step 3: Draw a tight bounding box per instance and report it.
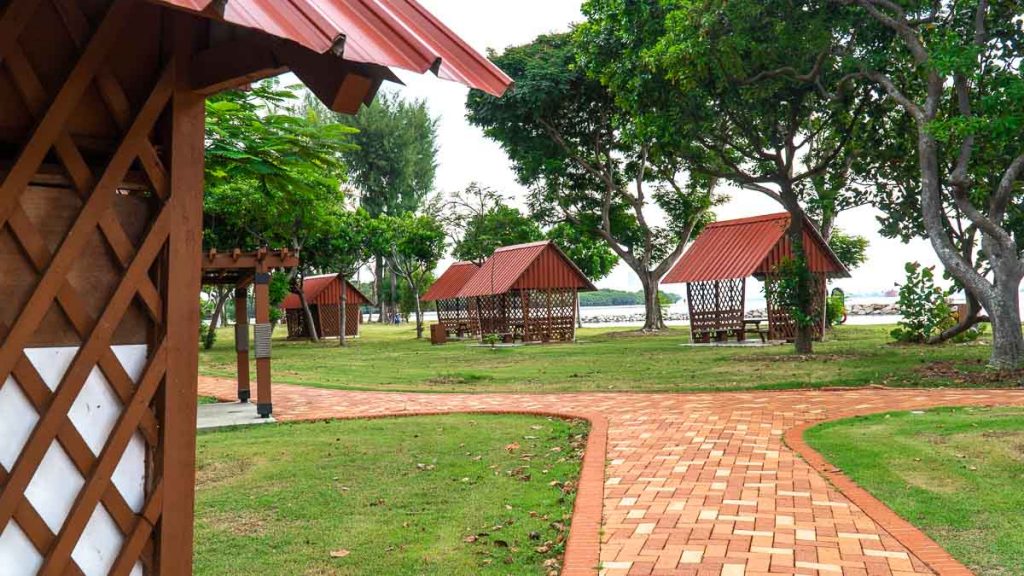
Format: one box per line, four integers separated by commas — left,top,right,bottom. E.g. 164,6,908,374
913,360,1024,386
896,467,967,494
196,457,257,489
424,372,493,386
734,353,855,363
204,509,271,537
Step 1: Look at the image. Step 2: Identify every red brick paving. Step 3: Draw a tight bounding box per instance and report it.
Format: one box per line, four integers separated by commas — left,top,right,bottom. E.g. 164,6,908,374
198,378,1024,576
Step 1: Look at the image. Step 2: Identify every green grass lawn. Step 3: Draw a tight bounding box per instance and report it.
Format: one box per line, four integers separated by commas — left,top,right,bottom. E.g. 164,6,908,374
199,323,1007,393
805,407,1024,576
195,414,587,575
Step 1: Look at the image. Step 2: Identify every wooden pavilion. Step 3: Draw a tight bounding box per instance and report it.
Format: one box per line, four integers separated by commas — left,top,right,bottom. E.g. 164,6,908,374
458,241,596,343
202,248,298,415
283,274,371,340
0,0,511,573
422,261,481,338
663,213,849,343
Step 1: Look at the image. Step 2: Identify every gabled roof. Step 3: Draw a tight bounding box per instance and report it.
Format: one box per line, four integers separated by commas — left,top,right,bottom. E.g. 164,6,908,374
282,274,371,309
458,241,596,298
152,0,512,97
422,261,480,302
663,213,849,284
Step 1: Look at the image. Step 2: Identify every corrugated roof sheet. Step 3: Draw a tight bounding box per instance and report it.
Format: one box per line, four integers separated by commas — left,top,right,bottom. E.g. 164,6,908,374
282,274,371,309
663,213,849,284
152,0,512,96
458,241,596,298
422,261,479,302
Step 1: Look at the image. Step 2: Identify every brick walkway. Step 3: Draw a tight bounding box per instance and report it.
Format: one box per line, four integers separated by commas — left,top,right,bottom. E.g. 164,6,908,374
198,378,1024,576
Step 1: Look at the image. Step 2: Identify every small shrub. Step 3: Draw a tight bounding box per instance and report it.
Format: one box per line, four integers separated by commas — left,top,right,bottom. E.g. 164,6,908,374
482,333,501,347
891,262,955,343
825,292,846,327
770,257,816,328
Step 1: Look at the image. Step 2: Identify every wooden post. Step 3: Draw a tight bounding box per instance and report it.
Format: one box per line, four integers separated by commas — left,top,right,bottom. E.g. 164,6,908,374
340,281,348,347
254,269,272,418
234,286,250,402
159,10,204,574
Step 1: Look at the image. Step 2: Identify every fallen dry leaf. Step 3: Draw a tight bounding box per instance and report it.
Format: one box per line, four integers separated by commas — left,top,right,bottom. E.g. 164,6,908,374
330,549,350,559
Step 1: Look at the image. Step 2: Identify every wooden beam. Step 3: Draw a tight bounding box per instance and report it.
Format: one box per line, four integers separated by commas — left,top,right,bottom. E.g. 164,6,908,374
274,41,393,114
189,36,287,94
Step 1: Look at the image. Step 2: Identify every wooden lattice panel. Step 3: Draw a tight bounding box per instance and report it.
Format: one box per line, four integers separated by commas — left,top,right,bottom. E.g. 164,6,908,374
765,272,827,342
316,304,360,338
0,1,203,574
687,279,745,343
522,289,576,342
435,298,476,338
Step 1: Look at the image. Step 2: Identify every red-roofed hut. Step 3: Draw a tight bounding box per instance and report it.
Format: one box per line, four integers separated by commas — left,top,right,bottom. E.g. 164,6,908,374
0,0,509,570
422,261,481,338
663,213,849,343
459,241,596,343
283,274,372,339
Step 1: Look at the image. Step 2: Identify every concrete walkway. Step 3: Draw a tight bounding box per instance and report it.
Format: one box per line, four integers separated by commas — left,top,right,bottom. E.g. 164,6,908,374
196,401,275,430
198,377,1024,576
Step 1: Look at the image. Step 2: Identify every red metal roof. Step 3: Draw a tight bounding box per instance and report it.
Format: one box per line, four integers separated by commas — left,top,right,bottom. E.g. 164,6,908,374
152,0,512,96
282,274,371,309
422,261,479,302
458,241,596,298
663,213,849,284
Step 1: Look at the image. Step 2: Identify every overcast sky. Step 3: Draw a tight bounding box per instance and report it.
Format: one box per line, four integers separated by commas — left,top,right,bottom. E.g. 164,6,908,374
389,0,943,296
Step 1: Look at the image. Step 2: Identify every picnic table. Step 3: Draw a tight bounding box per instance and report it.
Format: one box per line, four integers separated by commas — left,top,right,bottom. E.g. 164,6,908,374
744,318,769,342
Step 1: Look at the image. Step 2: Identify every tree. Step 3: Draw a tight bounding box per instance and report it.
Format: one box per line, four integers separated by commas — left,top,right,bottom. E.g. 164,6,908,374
332,209,373,347
577,0,872,352
372,213,447,339
828,230,870,271
467,33,716,332
339,93,439,322
836,0,1024,367
204,81,357,342
454,204,544,263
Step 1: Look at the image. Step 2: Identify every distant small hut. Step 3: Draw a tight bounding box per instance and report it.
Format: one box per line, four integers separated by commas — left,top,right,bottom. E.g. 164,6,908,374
422,261,481,338
284,274,371,339
663,213,849,343
459,241,596,343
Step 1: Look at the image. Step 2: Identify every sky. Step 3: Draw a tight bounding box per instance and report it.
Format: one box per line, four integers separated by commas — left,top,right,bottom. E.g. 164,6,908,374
387,0,943,297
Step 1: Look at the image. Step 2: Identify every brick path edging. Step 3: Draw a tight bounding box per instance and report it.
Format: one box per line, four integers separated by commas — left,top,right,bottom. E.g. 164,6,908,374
785,421,974,576
200,387,607,575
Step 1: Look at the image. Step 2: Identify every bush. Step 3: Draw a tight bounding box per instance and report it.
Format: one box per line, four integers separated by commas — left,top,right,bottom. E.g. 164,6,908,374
825,292,846,327
890,262,955,343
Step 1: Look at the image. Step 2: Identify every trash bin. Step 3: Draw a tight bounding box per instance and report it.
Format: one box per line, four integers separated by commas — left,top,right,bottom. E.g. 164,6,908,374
430,323,447,345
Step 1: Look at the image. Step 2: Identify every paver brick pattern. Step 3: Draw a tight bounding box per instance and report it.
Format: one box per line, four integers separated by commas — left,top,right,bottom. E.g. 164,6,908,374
198,377,1024,576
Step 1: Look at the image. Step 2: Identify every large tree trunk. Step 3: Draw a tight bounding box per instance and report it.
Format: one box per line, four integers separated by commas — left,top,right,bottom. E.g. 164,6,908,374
390,268,399,323
374,256,385,323
296,271,319,343
987,274,1023,370
916,131,1023,368
639,271,666,332
413,288,424,339
780,188,814,354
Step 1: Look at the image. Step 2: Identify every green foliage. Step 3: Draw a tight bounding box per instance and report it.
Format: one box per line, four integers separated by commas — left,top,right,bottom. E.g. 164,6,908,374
579,289,681,307
891,262,955,344
827,230,869,271
546,223,618,282
340,92,439,218
466,32,715,319
770,258,817,329
825,293,846,328
269,272,290,325
454,205,543,263
203,81,356,251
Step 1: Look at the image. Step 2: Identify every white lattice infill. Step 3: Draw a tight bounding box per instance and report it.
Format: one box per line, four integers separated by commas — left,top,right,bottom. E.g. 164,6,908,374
1,345,149,575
